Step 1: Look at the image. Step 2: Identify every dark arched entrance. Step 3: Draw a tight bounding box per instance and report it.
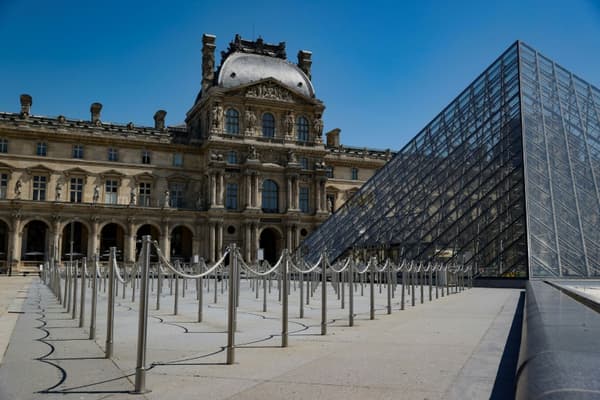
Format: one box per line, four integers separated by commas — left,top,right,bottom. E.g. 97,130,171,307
136,224,160,261
22,220,49,262
0,220,8,269
61,222,89,261
259,228,281,265
171,225,193,262
100,223,125,261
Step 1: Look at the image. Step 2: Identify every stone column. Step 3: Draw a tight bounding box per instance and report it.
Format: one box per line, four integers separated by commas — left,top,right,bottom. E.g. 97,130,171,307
124,220,135,263
287,178,293,211
285,225,292,251
89,219,100,259
245,173,252,208
252,223,259,262
321,180,327,211
10,217,22,266
160,221,170,261
52,219,61,259
294,225,301,248
209,173,216,208
252,175,259,208
294,178,300,209
244,223,252,262
218,174,224,206
315,181,321,213
208,221,216,262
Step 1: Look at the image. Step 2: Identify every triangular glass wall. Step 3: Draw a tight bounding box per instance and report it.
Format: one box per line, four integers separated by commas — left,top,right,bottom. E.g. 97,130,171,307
302,42,600,279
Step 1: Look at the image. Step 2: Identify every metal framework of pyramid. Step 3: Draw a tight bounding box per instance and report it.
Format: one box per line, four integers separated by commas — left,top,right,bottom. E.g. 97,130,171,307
303,41,600,279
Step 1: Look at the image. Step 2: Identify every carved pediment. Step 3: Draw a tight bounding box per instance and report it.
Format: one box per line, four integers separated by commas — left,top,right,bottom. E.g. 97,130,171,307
63,167,89,177
245,81,296,102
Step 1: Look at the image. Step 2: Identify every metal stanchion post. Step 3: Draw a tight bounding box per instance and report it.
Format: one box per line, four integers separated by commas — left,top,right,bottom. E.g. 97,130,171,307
349,261,354,327
401,268,406,310
72,261,78,319
282,250,289,348
370,262,375,320
156,264,161,310
321,259,327,336
79,258,87,328
133,236,151,394
420,267,424,304
429,266,433,301
262,273,267,312
299,272,304,318
105,247,116,359
226,245,237,364
411,269,415,307
386,264,392,315
198,273,203,322
90,255,98,340
65,263,71,310
341,271,345,309
174,267,179,315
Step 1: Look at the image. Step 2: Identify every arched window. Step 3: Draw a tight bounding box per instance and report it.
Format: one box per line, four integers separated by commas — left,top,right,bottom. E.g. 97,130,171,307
261,179,279,213
296,116,309,142
225,108,239,134
262,113,275,137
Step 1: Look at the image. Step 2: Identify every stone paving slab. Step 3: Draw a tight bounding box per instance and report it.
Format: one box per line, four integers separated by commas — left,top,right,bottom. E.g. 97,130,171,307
0,277,522,399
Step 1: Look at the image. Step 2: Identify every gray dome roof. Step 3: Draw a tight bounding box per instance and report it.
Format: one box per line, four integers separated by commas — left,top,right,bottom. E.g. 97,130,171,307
217,52,314,98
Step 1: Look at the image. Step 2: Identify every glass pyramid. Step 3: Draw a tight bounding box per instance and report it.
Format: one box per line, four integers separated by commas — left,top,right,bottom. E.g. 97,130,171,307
303,41,600,279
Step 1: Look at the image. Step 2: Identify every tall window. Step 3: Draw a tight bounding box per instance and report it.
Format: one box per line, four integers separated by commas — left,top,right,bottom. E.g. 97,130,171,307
299,186,309,213
261,179,278,213
36,142,47,157
108,148,119,162
138,182,151,207
225,108,239,134
0,173,7,199
142,150,151,164
326,166,334,178
173,153,183,167
296,116,309,142
33,176,47,201
169,182,184,208
227,151,238,164
262,113,275,137
72,144,84,159
69,177,83,203
105,180,118,204
0,138,8,153
351,167,359,180
300,157,309,170
226,183,238,210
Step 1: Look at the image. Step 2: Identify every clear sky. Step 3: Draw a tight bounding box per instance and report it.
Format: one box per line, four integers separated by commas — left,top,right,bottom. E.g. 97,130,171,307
1,0,599,150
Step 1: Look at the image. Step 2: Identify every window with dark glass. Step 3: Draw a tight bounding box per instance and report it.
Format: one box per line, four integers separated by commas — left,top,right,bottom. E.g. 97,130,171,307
299,186,309,213
169,182,184,208
0,138,9,153
226,183,238,210
142,150,151,164
225,108,239,134
326,166,334,178
138,182,151,206
227,151,237,164
296,116,309,141
300,157,309,170
0,173,7,199
173,153,183,167
262,113,275,137
33,175,47,201
72,144,84,159
108,148,119,162
351,168,359,180
36,142,47,157
69,177,83,203
105,180,118,204
261,179,278,213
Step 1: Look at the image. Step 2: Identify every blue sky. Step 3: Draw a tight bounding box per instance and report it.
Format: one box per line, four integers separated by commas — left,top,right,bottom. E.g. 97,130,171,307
1,0,599,150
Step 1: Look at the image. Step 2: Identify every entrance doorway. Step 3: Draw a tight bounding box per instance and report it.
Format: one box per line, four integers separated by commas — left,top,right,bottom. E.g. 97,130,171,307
100,223,125,261
259,228,281,265
22,220,49,261
61,221,89,261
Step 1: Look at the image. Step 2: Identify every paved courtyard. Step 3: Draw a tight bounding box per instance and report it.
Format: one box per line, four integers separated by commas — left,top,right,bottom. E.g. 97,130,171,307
0,275,522,399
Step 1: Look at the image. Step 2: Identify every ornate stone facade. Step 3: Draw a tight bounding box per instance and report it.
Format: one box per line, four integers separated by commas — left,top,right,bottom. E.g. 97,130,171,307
0,34,392,273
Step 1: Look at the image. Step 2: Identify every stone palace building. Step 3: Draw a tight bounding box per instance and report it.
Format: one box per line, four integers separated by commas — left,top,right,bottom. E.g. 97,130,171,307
0,34,391,273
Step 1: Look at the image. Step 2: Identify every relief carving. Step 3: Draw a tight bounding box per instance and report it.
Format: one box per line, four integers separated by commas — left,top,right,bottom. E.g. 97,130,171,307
246,82,293,102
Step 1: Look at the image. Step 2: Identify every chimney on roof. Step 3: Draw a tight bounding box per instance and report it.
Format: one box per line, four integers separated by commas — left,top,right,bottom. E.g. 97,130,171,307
326,128,341,147
90,102,102,124
202,34,217,94
154,110,167,130
297,50,312,81
20,94,32,117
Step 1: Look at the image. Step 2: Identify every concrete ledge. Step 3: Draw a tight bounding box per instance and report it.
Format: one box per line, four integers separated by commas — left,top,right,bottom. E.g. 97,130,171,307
516,281,600,400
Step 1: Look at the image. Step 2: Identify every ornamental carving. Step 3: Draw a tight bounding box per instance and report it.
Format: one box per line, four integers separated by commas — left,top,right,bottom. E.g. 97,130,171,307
246,83,293,102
